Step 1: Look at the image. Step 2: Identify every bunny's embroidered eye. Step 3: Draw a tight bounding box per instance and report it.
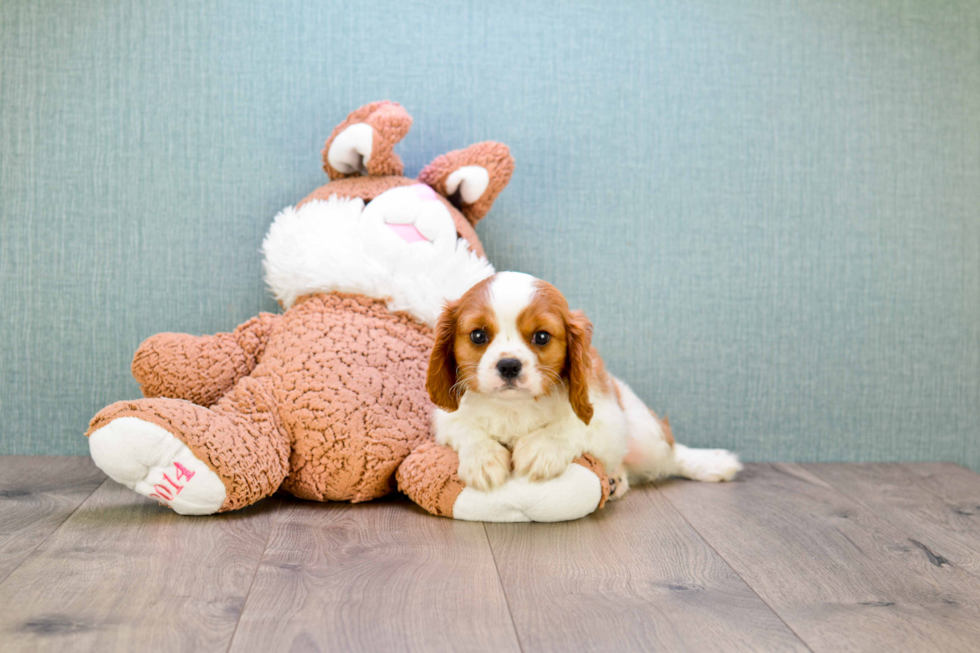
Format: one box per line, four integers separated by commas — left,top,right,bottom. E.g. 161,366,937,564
470,329,488,345
532,331,551,346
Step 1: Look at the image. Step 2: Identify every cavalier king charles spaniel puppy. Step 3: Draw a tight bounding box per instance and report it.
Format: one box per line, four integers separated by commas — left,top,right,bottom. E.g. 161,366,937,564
426,271,742,495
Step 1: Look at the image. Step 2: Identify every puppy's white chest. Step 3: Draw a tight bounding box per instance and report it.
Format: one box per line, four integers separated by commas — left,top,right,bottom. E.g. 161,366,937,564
475,415,541,444
484,421,542,449
467,395,571,447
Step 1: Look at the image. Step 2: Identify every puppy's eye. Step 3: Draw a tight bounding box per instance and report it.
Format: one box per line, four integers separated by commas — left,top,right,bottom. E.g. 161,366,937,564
532,331,551,346
470,329,488,345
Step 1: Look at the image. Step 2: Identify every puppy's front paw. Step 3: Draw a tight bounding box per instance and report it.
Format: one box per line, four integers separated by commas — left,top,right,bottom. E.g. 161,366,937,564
458,441,512,492
512,436,576,482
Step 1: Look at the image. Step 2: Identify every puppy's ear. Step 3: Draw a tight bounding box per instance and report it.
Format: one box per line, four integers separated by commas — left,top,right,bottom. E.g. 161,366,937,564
323,101,412,179
564,310,594,425
427,300,462,411
418,142,514,226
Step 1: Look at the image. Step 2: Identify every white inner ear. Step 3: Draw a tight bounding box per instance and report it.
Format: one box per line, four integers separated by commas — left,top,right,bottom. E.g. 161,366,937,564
327,122,373,174
445,166,490,204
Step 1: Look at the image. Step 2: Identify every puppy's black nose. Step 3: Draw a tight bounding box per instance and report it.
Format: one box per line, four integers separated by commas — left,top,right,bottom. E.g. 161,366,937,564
496,358,522,380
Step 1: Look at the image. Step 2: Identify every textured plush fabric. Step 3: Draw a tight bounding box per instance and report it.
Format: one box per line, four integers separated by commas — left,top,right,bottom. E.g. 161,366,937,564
90,292,433,510
418,142,515,225
88,390,291,512
322,100,412,179
396,441,468,517
272,293,433,503
2,1,979,470
575,455,611,510
132,313,279,406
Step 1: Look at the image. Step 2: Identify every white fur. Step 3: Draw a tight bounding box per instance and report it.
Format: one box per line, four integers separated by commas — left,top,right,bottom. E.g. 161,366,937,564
262,193,495,327
434,271,742,494
476,272,542,393
670,444,744,482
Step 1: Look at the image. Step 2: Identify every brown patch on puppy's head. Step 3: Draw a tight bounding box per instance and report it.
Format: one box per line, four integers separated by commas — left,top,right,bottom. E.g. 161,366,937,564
517,280,594,424
427,276,496,411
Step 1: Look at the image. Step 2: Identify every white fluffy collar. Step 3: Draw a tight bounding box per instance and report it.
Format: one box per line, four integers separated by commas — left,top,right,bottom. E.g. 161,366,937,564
262,195,495,327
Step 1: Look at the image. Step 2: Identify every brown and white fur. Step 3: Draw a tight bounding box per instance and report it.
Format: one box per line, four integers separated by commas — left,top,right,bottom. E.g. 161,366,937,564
427,271,741,496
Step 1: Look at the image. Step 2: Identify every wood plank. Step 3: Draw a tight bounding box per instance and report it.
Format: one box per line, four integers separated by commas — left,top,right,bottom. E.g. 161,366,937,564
229,495,522,653
0,480,280,653
0,456,106,584
659,463,980,653
805,463,980,581
899,462,980,505
485,485,810,652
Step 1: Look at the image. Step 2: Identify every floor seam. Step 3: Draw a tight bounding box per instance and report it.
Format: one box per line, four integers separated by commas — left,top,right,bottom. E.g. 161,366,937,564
0,477,108,590
653,473,816,653
482,522,526,653
224,497,286,653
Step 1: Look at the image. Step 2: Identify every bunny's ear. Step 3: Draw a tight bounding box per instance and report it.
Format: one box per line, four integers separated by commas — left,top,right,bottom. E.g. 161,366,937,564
418,142,514,225
322,101,412,179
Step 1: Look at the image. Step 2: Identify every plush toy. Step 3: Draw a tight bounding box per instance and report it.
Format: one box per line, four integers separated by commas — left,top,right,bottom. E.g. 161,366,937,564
86,101,610,520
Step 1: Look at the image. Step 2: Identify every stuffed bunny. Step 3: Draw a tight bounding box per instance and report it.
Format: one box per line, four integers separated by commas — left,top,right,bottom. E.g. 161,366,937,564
86,101,610,520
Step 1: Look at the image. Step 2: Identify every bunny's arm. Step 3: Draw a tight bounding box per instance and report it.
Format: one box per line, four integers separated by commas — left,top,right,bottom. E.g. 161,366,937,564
131,313,280,407
397,441,610,521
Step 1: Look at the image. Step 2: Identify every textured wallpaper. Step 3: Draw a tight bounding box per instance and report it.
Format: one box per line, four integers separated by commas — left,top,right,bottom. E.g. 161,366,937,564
1,0,978,467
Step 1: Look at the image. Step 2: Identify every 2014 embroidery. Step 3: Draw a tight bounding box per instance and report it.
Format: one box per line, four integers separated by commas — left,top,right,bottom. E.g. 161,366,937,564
149,461,196,502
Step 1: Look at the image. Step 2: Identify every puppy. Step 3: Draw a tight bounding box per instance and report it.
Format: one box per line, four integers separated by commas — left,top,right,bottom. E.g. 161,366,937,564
426,271,742,495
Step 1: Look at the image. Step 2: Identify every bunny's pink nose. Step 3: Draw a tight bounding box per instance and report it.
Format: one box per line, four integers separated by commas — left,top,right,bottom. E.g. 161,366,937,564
387,223,428,243
411,183,438,201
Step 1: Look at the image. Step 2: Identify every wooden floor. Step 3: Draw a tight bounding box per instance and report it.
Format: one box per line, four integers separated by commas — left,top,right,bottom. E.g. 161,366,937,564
2,458,980,652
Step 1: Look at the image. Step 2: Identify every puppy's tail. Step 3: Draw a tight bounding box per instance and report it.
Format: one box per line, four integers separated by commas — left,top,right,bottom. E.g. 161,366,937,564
667,443,742,483
617,380,741,484
623,417,742,484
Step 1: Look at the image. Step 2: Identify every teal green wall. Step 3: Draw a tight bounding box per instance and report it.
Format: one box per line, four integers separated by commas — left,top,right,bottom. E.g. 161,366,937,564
2,0,978,466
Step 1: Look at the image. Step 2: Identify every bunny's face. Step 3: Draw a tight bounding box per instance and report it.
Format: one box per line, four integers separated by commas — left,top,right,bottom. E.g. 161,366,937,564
295,101,514,260
297,175,485,258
